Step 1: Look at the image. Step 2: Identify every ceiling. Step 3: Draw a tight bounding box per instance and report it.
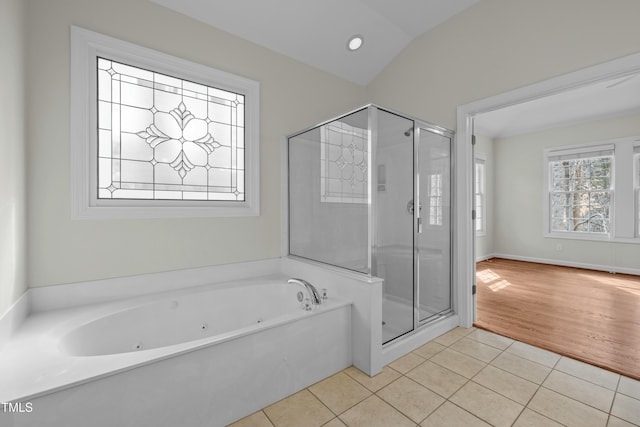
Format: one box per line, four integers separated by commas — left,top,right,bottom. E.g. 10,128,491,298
475,73,640,139
149,0,480,85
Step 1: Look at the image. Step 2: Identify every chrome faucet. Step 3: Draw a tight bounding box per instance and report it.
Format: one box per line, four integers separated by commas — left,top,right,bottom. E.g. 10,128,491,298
288,278,322,306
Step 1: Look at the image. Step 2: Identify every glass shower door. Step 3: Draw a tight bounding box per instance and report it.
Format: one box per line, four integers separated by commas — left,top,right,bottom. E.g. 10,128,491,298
375,109,415,344
416,127,452,322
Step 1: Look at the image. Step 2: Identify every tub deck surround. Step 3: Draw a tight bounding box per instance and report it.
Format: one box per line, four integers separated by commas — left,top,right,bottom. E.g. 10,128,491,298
0,276,351,403
0,257,462,425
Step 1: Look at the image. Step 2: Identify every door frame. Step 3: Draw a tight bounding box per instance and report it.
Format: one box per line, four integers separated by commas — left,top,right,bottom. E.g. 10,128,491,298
455,52,640,327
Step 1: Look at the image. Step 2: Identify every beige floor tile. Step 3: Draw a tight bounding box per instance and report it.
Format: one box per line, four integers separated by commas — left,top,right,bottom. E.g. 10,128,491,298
433,328,467,346
472,365,538,405
420,401,490,427
228,410,274,427
338,395,415,427
555,357,620,390
607,416,639,427
611,393,640,425
528,387,608,427
343,366,401,392
450,381,524,427
264,390,334,427
412,341,446,359
490,351,552,384
308,372,372,415
430,348,486,378
406,360,468,398
506,341,561,368
466,328,514,350
543,370,615,412
513,409,563,427
618,376,640,400
377,376,445,423
322,418,347,427
389,352,426,374
450,337,502,363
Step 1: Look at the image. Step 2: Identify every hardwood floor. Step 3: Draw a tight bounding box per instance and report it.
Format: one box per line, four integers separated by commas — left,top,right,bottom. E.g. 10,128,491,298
475,258,640,381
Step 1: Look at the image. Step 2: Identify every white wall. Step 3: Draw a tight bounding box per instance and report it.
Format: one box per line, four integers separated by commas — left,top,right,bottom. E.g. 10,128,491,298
0,0,27,317
368,0,640,131
25,0,366,288
9,0,640,303
492,112,640,271
474,134,494,260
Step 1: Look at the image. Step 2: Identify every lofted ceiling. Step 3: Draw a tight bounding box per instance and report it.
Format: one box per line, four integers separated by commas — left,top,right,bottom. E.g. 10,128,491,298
149,0,480,85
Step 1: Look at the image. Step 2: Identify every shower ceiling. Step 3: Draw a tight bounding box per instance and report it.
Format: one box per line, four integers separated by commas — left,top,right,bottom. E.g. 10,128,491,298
149,0,480,85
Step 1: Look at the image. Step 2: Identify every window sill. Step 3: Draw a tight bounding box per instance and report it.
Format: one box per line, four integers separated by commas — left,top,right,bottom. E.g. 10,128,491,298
72,203,259,220
544,232,640,245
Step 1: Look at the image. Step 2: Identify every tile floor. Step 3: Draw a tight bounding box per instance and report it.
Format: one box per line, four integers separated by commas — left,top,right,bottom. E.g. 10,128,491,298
229,327,640,427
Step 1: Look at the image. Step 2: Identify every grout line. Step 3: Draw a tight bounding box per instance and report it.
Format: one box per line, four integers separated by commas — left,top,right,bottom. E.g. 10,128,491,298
553,357,621,391
261,409,276,427
307,372,372,417
241,329,637,427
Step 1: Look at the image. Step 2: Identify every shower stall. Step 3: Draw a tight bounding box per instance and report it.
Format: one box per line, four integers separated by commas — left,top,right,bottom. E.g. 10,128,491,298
287,105,454,345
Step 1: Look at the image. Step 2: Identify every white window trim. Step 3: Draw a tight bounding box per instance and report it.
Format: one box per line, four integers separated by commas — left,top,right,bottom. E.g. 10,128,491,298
70,26,260,219
474,153,486,236
543,137,640,243
635,142,640,237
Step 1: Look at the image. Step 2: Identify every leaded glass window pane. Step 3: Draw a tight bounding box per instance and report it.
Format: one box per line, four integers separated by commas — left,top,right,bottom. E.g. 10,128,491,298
319,121,368,203
97,58,245,201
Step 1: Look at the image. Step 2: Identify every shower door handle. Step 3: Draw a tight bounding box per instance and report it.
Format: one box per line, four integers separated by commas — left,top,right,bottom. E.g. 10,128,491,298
407,200,422,215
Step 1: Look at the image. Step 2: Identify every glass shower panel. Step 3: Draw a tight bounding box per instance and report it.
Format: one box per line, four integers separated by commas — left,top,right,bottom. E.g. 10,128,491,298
288,108,370,273
417,128,452,322
375,109,415,344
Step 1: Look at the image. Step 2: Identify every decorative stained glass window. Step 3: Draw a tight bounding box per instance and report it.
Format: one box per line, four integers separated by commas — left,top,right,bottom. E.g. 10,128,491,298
97,58,245,201
71,26,259,219
319,121,368,203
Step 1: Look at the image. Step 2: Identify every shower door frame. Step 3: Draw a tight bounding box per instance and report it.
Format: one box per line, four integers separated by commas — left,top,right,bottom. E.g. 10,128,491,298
283,104,456,343
411,120,455,332
372,105,455,343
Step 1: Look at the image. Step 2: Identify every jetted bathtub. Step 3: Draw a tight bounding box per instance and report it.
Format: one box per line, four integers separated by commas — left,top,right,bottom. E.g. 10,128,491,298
0,275,352,427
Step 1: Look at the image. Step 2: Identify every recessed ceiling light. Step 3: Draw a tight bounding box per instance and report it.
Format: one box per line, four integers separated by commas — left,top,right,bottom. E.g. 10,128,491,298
347,35,364,52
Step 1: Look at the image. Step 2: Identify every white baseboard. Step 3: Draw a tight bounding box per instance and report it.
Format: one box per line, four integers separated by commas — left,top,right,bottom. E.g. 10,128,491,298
475,253,495,262
490,253,640,276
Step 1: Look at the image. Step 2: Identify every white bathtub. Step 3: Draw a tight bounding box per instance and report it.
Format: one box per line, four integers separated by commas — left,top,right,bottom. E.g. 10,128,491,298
0,275,352,427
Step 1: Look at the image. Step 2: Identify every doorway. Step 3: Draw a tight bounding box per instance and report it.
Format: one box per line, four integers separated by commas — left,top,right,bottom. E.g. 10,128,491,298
456,52,640,379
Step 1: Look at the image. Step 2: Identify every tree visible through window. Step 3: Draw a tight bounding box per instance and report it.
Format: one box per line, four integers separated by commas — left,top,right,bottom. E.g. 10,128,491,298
549,156,612,234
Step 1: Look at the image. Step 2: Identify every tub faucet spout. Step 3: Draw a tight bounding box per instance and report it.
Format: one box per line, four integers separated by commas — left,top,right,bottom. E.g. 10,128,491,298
288,278,322,305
